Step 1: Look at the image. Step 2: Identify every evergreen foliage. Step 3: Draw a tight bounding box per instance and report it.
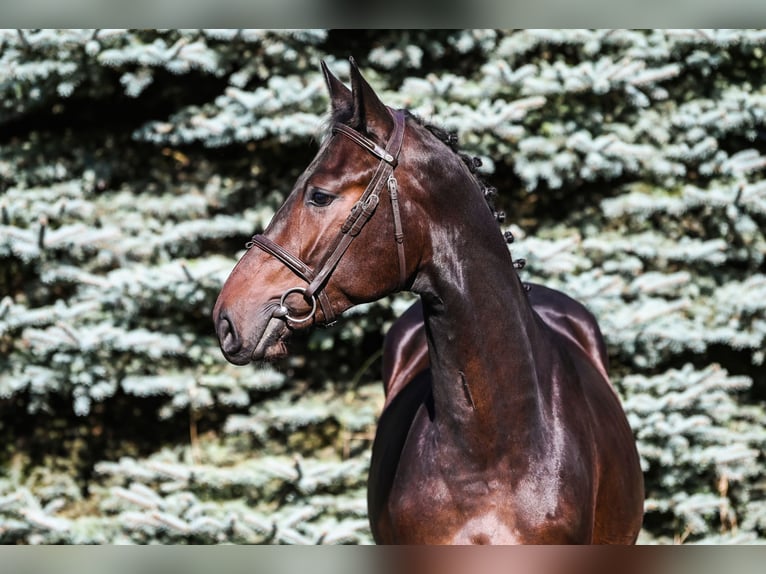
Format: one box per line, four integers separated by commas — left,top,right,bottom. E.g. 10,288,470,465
1,29,765,544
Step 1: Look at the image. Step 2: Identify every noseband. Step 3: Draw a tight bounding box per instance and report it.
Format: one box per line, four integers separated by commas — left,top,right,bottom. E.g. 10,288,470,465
247,109,407,326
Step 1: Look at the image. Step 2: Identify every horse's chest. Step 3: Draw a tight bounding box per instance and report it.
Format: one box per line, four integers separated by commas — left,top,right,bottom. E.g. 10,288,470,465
377,408,592,544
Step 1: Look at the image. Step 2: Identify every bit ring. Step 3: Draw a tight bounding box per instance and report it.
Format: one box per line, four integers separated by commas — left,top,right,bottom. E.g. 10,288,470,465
279,287,317,324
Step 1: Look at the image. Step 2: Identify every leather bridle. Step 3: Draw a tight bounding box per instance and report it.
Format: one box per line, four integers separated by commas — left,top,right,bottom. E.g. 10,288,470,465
246,109,407,326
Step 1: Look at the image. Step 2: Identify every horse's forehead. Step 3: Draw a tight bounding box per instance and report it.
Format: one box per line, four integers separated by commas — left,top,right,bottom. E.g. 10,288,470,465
302,133,379,181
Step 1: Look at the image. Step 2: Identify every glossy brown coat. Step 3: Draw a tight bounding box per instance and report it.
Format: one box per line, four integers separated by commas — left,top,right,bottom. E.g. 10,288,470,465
212,60,644,544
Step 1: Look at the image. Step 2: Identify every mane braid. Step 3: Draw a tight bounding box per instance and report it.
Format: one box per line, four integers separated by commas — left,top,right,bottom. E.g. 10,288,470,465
406,112,506,228
409,112,528,286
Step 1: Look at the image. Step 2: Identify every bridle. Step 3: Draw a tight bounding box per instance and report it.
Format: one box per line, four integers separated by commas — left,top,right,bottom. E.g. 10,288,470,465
246,108,407,326
247,109,407,326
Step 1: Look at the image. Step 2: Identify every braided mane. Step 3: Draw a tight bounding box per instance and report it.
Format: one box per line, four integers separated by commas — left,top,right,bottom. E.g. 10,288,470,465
408,113,527,277
407,113,517,247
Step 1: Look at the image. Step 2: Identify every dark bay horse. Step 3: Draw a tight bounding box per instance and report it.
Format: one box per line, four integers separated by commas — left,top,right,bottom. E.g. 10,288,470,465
213,60,644,544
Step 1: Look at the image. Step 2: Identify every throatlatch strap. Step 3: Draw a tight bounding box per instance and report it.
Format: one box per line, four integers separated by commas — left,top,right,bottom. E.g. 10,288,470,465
387,175,407,287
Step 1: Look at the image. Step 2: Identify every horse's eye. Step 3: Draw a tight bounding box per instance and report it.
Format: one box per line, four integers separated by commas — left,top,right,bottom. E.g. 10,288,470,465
308,188,335,207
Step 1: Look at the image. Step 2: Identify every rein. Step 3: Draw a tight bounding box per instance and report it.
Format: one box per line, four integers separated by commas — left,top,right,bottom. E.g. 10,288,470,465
247,109,407,326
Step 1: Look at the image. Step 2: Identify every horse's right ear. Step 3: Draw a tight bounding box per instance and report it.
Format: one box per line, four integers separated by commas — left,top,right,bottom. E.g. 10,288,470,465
321,61,352,115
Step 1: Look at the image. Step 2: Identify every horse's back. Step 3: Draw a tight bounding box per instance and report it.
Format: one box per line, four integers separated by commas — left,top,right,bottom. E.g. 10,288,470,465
527,285,644,543
527,283,610,380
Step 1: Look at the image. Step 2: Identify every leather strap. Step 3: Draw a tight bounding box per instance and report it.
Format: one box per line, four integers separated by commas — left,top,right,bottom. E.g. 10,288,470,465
387,175,407,285
247,234,337,325
332,124,398,166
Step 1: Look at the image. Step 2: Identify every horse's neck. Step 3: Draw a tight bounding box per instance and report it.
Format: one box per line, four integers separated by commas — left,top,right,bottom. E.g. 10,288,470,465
415,218,554,459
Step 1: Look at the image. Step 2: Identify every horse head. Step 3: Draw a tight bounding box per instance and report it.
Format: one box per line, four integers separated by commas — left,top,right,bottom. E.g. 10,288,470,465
213,60,440,365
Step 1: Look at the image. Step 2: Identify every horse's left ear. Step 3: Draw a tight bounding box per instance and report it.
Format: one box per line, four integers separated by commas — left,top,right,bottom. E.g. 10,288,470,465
320,60,352,115
348,57,394,142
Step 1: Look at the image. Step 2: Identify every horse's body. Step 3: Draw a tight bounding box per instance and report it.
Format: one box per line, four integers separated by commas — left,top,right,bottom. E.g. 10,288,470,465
373,289,641,543
213,60,644,544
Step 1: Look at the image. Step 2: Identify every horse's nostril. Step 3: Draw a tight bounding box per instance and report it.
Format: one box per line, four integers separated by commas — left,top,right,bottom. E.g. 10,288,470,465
217,312,242,356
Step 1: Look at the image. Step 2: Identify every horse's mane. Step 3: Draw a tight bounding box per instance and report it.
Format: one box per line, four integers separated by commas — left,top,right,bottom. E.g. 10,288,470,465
407,112,505,227
408,113,524,273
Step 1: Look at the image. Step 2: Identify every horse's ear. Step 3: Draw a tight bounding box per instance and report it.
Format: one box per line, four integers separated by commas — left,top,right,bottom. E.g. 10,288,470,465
348,57,394,142
320,60,352,115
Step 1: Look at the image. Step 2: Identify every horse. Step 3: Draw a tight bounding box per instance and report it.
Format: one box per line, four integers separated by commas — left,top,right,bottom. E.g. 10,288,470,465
212,59,644,544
